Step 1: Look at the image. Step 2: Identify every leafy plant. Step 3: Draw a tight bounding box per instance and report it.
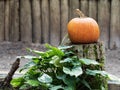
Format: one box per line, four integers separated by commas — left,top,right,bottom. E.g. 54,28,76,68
11,44,120,90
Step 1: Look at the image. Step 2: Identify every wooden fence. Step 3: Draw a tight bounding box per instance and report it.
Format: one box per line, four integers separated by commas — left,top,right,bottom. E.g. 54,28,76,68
0,0,120,49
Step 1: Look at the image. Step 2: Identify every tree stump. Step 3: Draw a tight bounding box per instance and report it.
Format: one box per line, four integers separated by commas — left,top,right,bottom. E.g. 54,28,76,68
61,35,107,89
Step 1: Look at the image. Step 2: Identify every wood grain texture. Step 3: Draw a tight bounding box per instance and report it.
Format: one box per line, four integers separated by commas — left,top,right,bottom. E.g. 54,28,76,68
60,0,68,40
32,0,41,43
89,0,97,20
4,0,9,41
41,0,49,43
0,1,4,41
50,0,60,46
20,0,32,43
110,0,120,49
9,0,19,41
98,0,110,49
69,0,79,20
80,0,89,16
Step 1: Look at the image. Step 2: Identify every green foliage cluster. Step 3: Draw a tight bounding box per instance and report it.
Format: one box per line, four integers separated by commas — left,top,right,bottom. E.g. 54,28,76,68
11,44,119,90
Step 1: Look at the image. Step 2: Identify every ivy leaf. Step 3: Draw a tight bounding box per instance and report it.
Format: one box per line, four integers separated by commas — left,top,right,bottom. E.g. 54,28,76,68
45,44,64,57
38,73,52,83
17,55,37,59
60,58,72,63
79,58,99,65
27,48,49,58
19,61,35,72
80,79,91,90
49,85,64,90
49,55,61,67
86,69,108,77
58,45,73,50
25,80,40,87
11,77,24,87
63,66,83,77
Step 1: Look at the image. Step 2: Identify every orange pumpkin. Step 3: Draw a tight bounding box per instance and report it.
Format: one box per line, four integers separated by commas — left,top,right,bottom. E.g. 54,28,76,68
67,9,100,44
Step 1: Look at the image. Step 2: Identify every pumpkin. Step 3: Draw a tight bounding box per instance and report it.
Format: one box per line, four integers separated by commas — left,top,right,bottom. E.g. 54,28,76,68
67,9,100,44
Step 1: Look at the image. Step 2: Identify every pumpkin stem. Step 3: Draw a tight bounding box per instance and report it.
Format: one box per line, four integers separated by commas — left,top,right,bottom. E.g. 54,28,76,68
75,9,85,17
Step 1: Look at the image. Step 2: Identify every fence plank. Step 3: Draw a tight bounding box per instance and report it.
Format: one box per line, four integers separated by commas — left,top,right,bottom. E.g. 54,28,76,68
80,0,89,16
50,0,60,46
9,0,19,41
20,0,32,43
110,0,120,49
0,1,4,41
4,0,9,41
89,0,97,20
98,0,110,49
41,0,49,43
61,0,68,40
69,0,79,20
32,0,41,43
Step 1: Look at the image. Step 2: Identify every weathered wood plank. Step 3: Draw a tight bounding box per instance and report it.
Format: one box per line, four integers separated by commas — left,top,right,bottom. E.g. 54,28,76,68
9,0,19,42
20,0,32,43
89,0,97,20
110,0,120,49
98,0,110,49
4,0,9,41
0,1,4,41
50,0,60,46
60,0,68,40
41,0,49,43
80,0,89,16
32,0,41,43
69,0,79,20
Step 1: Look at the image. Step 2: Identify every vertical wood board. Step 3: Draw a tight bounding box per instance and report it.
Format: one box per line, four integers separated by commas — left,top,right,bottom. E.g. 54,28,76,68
69,0,79,20
98,0,110,49
80,0,89,16
4,0,9,41
9,0,19,41
41,0,49,43
89,0,97,20
60,0,69,40
32,0,41,43
0,1,4,41
50,0,60,46
110,0,120,49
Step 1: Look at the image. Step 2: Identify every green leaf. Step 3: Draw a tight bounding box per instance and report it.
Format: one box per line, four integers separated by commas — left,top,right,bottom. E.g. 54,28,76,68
49,55,61,67
63,66,83,77
64,86,74,90
11,77,24,87
25,80,40,87
45,44,64,57
79,58,99,65
80,79,91,90
60,58,72,63
38,73,52,83
49,85,64,90
17,55,37,59
19,84,30,90
86,69,108,77
63,76,76,88
19,61,35,72
58,45,73,50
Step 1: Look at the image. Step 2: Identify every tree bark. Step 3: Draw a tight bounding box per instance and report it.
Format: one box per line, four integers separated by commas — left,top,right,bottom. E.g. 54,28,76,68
61,35,107,89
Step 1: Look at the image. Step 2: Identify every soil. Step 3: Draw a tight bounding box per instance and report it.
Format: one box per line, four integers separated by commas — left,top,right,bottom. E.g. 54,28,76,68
0,42,120,78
